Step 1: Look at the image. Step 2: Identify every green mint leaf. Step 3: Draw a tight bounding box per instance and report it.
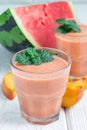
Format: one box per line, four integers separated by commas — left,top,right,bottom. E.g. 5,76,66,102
56,18,81,34
65,20,76,25
38,50,53,62
15,47,54,65
56,25,72,34
25,48,42,65
56,18,67,25
25,47,39,59
32,57,42,65
15,52,31,65
66,20,81,32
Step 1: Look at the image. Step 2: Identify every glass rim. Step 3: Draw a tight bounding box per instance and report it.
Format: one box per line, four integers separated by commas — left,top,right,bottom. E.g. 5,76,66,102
10,47,72,74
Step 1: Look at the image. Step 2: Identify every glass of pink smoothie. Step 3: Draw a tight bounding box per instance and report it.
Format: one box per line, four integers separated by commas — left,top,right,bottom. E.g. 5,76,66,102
55,24,87,77
10,47,71,125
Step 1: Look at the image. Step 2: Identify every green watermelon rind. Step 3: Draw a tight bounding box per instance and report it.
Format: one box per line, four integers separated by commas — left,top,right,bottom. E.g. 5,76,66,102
0,9,28,47
10,9,40,48
0,9,11,26
0,26,26,47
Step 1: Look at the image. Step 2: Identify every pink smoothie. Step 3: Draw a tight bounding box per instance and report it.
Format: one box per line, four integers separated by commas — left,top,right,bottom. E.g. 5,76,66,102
55,24,87,77
11,55,70,120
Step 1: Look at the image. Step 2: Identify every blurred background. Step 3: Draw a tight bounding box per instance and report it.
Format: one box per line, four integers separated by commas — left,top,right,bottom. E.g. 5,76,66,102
0,0,87,4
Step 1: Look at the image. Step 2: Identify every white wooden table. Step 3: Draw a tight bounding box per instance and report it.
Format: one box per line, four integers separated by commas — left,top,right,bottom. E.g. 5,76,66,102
0,3,87,130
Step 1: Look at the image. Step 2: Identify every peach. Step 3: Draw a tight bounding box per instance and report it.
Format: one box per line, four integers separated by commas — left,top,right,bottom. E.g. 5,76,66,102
62,79,84,108
2,72,16,100
81,76,87,89
69,76,87,89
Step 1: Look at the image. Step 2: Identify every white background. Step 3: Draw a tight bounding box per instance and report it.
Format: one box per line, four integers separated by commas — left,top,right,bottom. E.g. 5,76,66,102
0,0,87,4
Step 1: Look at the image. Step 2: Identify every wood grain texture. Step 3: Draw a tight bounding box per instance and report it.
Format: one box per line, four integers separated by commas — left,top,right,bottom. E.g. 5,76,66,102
65,91,87,130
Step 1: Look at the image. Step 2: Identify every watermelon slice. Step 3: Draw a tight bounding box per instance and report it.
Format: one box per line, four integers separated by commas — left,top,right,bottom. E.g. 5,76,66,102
0,1,75,52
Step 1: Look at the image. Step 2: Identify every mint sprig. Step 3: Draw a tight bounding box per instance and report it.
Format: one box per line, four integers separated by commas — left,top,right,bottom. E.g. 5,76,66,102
56,18,81,34
15,47,54,65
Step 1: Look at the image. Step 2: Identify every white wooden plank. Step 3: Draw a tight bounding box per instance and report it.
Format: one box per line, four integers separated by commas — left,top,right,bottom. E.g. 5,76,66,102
65,91,87,130
0,98,67,130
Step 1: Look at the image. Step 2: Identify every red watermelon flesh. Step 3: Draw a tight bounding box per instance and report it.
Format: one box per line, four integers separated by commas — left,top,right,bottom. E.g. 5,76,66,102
44,2,74,23
12,1,75,48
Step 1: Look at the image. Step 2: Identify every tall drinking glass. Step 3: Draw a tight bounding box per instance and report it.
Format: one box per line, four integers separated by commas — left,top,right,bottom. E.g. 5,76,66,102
11,47,71,125
55,24,87,77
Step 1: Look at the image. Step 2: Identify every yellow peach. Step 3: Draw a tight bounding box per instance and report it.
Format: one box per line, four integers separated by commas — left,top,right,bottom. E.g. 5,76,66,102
62,81,84,108
69,76,87,89
2,72,16,100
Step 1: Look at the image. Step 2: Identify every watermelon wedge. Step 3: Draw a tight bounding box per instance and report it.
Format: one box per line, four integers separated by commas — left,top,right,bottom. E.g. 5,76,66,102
0,1,75,52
